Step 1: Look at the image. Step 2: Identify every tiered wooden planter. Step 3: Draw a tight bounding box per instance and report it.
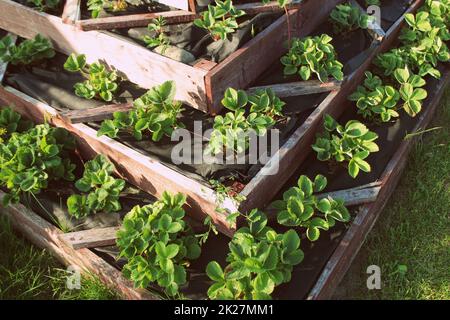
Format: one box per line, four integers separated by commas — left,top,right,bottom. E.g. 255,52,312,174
0,0,424,236
1,0,446,300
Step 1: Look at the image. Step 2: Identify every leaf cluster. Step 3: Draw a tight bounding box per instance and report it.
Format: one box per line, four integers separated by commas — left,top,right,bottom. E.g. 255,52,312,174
67,155,125,219
0,124,76,205
117,191,201,297
194,0,246,41
206,210,303,300
64,53,119,102
0,34,55,66
206,87,285,155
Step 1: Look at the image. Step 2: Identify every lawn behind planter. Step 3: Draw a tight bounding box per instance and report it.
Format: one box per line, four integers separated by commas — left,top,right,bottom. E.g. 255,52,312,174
0,216,117,300
335,86,450,300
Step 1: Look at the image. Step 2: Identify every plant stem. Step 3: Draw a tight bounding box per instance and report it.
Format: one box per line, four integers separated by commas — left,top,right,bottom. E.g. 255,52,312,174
284,5,292,48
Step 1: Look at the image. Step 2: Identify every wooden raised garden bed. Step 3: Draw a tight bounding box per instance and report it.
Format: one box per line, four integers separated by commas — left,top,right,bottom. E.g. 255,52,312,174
62,0,301,31
0,0,342,114
0,0,425,237
1,0,448,301
1,65,448,300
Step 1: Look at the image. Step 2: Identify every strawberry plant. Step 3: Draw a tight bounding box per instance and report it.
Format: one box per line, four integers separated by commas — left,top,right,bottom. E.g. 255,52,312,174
0,107,33,143
27,0,60,12
64,53,119,102
67,155,125,219
117,191,202,297
206,209,304,300
280,34,344,82
365,0,380,5
0,34,55,66
329,2,373,34
97,81,184,142
271,175,350,241
194,0,246,41
348,72,401,122
206,88,283,155
143,17,170,49
312,115,379,178
374,48,409,77
393,67,428,117
0,124,76,206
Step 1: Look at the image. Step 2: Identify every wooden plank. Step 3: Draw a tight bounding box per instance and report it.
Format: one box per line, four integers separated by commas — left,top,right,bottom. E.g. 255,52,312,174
205,0,343,114
0,86,239,237
61,0,80,24
0,34,17,83
59,103,133,123
239,0,424,216
0,191,156,300
247,80,342,98
307,65,450,300
77,10,198,31
316,183,381,207
0,0,209,112
59,226,121,250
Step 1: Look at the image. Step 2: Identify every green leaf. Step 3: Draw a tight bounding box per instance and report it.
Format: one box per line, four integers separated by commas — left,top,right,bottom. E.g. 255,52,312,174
206,261,224,281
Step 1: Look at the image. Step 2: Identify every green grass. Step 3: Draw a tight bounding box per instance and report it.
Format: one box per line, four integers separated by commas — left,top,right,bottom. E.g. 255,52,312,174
0,215,118,300
336,86,450,300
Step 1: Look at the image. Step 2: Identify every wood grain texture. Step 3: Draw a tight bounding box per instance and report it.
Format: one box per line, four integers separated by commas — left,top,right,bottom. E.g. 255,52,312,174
247,80,342,98
0,191,156,300
77,10,197,31
59,103,133,123
0,86,239,237
0,0,209,111
307,43,445,301
59,226,121,249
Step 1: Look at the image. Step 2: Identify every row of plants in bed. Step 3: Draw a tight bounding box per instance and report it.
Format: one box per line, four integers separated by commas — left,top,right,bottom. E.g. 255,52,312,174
0,1,379,190
0,0,448,300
